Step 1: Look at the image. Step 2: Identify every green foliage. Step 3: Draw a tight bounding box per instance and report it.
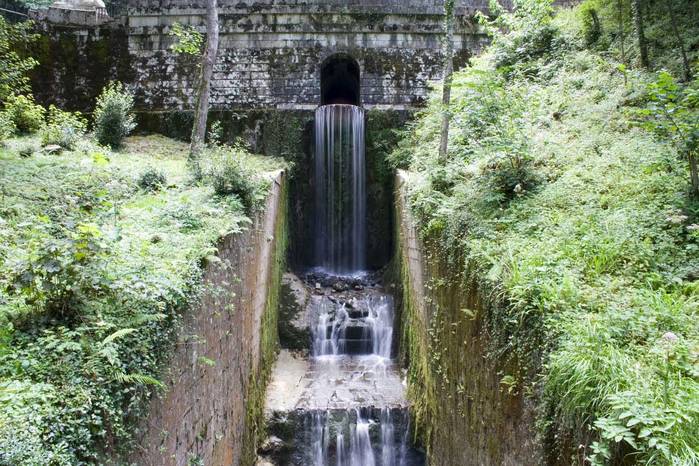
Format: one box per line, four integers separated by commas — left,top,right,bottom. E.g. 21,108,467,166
575,0,699,76
483,0,565,77
3,94,45,134
395,2,699,464
0,18,38,102
202,144,270,214
5,223,109,317
579,1,602,47
631,71,699,194
40,106,87,150
169,22,203,56
93,82,136,149
0,110,15,140
0,134,283,463
137,167,167,192
207,119,223,145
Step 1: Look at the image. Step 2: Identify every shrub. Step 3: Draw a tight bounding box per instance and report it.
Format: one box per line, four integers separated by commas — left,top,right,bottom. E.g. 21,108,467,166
3,94,45,134
579,0,602,47
0,111,15,139
483,0,564,76
6,223,110,317
16,141,38,158
138,167,167,192
40,105,87,150
482,151,538,203
204,148,262,213
93,82,136,149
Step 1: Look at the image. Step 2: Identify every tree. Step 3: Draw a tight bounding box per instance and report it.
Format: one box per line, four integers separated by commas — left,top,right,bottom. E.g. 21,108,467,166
665,0,691,82
438,0,455,163
631,0,649,69
189,0,220,167
0,17,38,102
616,0,626,68
635,72,699,197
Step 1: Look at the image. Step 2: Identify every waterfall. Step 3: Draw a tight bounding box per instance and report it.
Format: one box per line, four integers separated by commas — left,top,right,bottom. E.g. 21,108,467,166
292,103,423,466
314,104,366,274
301,408,414,466
312,294,394,359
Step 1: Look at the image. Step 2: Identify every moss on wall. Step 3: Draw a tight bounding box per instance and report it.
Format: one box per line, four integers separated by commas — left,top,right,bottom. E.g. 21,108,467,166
242,178,289,466
28,24,132,113
366,109,411,269
390,174,542,465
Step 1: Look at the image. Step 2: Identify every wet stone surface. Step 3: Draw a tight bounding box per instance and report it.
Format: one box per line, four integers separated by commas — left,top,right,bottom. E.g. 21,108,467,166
261,271,424,465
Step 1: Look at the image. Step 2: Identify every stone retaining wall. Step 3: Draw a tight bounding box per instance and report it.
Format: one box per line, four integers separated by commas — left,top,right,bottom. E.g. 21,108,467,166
129,170,287,466
393,170,543,465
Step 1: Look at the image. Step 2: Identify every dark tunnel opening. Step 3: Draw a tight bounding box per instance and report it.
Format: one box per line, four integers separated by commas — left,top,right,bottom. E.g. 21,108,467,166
320,54,361,106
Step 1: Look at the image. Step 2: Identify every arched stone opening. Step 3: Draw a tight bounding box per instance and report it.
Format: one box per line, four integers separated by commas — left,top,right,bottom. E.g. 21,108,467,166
320,54,361,106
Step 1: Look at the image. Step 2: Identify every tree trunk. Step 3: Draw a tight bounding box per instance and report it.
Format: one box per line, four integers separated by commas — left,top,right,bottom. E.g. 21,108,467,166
189,0,220,166
438,0,455,163
666,0,692,82
631,0,649,69
689,152,699,197
617,0,626,66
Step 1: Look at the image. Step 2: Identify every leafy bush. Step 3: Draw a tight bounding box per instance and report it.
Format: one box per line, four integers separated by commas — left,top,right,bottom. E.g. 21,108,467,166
3,94,45,134
39,105,87,150
0,111,15,139
631,71,699,196
579,0,602,47
169,22,203,56
0,17,39,102
137,167,167,192
484,0,564,76
204,146,265,213
482,151,538,202
5,223,110,317
93,82,136,149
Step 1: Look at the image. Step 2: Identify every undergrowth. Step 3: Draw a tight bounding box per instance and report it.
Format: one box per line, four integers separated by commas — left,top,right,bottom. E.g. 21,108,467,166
393,1,698,464
0,134,285,464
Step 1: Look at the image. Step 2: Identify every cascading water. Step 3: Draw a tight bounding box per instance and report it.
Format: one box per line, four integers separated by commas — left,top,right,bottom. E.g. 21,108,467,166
289,103,424,466
314,104,366,274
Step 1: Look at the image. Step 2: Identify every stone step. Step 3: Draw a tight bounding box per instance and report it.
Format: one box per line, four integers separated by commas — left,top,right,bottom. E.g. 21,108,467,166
340,339,373,355
323,325,373,340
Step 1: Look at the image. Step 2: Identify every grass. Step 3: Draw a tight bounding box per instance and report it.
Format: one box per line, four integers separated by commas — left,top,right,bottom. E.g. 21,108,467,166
0,134,285,464
394,4,698,464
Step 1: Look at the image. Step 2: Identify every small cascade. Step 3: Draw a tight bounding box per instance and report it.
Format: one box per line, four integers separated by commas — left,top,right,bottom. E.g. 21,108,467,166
313,294,394,358
314,104,366,274
290,274,423,466
298,407,419,466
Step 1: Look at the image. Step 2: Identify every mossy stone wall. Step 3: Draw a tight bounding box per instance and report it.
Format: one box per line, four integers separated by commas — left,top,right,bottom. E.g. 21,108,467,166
128,171,288,466
28,23,133,113
392,171,544,465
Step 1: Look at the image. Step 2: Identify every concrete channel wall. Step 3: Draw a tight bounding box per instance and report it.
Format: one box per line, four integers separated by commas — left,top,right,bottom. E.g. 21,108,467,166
393,170,543,465
129,170,287,466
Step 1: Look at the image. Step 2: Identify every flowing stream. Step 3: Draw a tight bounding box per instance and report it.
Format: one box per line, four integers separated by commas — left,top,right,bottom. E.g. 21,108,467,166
297,104,423,465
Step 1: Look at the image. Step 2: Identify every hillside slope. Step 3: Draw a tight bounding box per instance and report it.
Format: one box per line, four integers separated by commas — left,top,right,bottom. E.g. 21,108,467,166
393,2,698,464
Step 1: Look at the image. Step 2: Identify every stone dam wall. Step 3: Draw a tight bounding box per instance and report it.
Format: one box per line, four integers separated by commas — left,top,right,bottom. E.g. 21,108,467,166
27,0,496,113
392,170,543,465
128,171,287,466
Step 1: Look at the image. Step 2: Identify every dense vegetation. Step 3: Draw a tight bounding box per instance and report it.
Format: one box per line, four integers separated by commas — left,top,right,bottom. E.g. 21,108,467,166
0,128,283,463
393,0,698,464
